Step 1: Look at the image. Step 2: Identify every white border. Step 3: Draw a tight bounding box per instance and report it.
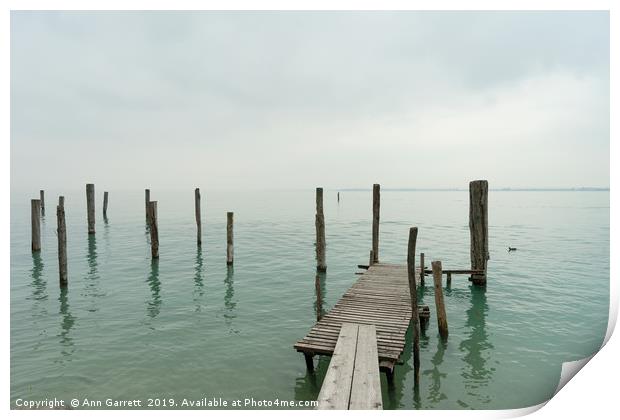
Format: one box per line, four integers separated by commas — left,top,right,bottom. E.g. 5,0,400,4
3,1,616,419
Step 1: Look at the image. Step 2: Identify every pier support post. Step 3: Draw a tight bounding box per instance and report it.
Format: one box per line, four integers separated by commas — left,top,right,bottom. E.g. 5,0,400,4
315,274,323,322
31,199,41,252
432,261,449,339
372,184,380,263
103,191,109,218
407,227,421,383
447,272,452,287
420,252,425,285
469,180,489,285
315,188,326,272
86,183,95,234
145,189,150,220
195,188,202,246
40,190,45,216
147,201,159,259
304,353,314,373
227,212,234,265
57,197,67,286
369,250,374,267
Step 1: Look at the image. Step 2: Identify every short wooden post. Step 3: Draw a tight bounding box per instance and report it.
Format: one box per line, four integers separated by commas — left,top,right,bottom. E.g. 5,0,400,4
315,274,323,322
369,250,374,267
39,190,45,216
315,187,326,272
31,199,41,251
226,212,233,265
420,252,425,285
337,192,340,203
447,272,452,287
407,227,421,383
147,201,159,259
103,191,109,218
432,260,448,339
372,184,380,263
86,183,95,234
469,180,489,285
57,197,68,286
145,189,150,220
195,188,202,246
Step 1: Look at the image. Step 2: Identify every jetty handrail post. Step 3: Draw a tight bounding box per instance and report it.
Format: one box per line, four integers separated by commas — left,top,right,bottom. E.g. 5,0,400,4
57,197,68,287
147,201,159,259
103,191,109,218
432,260,449,339
145,189,150,220
420,252,425,285
40,190,45,217
407,227,421,383
31,199,41,252
86,183,95,234
315,274,323,322
315,187,326,272
195,188,201,246
469,180,489,285
226,212,234,265
372,184,380,263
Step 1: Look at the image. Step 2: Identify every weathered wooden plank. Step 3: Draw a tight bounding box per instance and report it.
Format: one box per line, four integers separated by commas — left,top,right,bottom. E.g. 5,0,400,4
316,323,358,410
349,324,382,410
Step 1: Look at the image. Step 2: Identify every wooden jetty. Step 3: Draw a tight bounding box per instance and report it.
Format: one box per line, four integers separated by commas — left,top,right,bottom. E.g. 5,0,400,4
295,262,426,381
316,323,382,410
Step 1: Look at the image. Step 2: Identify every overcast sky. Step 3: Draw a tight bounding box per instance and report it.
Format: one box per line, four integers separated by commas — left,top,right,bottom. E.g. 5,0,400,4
11,11,609,191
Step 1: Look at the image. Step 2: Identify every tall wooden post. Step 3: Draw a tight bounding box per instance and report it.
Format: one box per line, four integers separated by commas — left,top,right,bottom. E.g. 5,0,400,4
315,274,323,322
337,192,340,203
57,197,68,286
103,191,109,218
145,189,150,220
86,183,95,234
195,188,202,246
369,250,374,267
432,260,448,339
40,190,45,216
315,188,326,272
372,184,380,263
31,199,41,252
226,212,234,265
420,252,425,285
407,227,420,383
469,180,489,285
147,201,159,259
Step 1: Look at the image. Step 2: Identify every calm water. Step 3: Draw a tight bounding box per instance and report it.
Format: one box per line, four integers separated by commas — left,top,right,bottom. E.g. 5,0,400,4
10,189,609,409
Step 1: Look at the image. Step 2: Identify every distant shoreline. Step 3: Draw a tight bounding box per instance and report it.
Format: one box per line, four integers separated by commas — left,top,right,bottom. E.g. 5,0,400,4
338,187,610,192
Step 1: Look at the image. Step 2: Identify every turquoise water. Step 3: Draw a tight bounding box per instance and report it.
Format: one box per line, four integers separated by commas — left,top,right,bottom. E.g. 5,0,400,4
10,189,609,409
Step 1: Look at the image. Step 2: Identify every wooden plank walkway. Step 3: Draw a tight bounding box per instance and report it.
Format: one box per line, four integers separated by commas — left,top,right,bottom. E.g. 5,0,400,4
316,323,382,410
294,263,415,377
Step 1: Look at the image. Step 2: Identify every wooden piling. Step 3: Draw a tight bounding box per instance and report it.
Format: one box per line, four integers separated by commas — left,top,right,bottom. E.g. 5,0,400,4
337,192,340,203
407,227,420,383
447,272,452,287
369,250,374,267
432,260,448,339
31,199,41,252
57,197,67,286
86,183,95,234
420,252,425,285
40,190,45,216
372,184,380,263
315,274,323,322
103,191,109,218
147,201,159,259
226,212,233,265
469,180,489,285
195,188,202,246
145,189,150,220
315,187,326,272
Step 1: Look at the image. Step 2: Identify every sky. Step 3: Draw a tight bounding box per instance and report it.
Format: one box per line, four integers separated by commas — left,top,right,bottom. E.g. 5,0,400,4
10,11,610,191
